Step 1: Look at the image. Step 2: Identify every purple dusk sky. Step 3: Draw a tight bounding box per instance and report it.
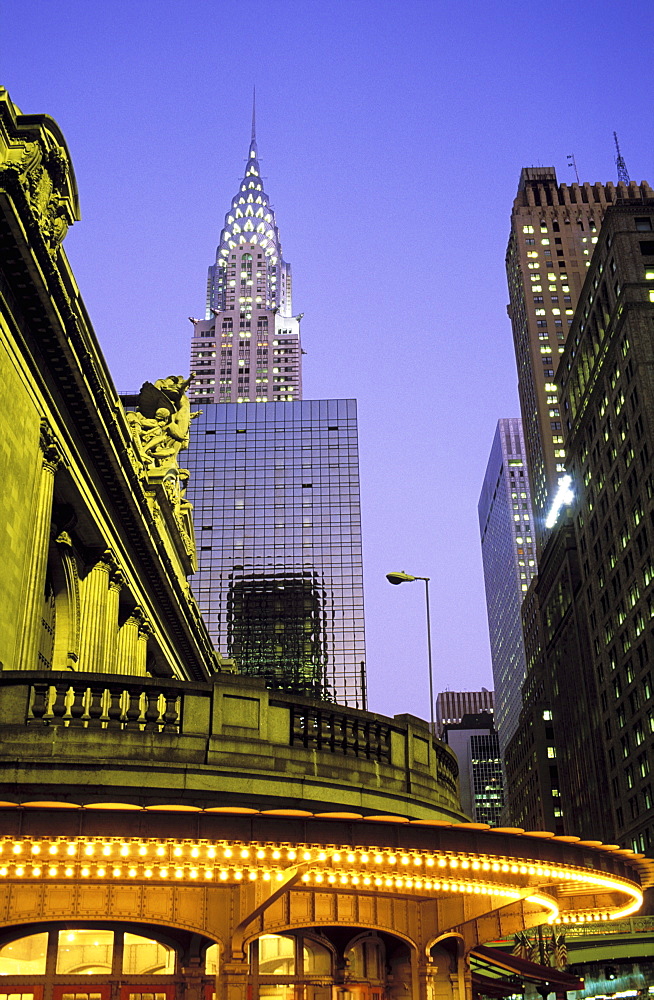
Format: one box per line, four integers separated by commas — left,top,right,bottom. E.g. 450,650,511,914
3,0,652,721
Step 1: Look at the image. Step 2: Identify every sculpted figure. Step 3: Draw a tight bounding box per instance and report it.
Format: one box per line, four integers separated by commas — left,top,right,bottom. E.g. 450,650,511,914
127,375,200,471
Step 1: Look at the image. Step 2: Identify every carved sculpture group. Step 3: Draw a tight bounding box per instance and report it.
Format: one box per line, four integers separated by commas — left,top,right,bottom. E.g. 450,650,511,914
126,375,200,473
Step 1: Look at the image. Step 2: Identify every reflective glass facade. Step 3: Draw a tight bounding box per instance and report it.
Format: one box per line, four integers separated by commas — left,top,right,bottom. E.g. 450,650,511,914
185,400,365,707
478,418,536,754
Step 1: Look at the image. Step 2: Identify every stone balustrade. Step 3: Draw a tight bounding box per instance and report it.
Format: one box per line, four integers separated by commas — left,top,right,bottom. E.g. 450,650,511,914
0,670,464,820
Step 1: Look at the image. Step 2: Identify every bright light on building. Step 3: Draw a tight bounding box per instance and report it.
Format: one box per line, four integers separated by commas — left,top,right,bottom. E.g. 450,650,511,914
545,474,574,529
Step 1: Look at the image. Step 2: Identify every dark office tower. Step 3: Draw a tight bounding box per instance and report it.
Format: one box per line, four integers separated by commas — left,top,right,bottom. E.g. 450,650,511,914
185,400,366,707
189,112,302,404
506,169,654,547
555,198,654,854
478,419,536,753
442,713,505,826
504,519,610,840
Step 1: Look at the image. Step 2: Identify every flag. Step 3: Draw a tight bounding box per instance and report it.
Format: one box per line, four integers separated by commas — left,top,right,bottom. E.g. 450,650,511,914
512,932,529,960
526,933,538,964
546,929,557,967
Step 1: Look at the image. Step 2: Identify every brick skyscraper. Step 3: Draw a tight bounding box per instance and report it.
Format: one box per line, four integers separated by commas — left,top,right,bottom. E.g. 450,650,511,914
506,169,654,546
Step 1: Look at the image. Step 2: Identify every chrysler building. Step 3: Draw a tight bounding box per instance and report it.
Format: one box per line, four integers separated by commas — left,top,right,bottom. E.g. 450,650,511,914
189,109,302,404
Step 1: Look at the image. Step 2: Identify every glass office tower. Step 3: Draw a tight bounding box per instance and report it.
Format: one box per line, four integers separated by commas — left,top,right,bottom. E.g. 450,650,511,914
185,400,365,707
478,418,536,754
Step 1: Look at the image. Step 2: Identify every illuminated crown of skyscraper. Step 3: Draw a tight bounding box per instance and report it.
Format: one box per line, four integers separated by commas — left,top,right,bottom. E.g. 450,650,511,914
205,112,291,319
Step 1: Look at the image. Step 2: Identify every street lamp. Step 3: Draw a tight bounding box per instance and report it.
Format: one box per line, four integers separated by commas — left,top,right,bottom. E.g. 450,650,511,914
386,571,434,731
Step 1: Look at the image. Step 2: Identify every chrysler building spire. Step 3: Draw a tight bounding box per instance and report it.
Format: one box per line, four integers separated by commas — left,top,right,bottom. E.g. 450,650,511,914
189,109,302,404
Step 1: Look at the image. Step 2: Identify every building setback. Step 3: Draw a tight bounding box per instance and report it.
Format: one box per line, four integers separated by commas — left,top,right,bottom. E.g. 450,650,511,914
189,115,302,404
506,169,654,547
185,400,366,707
435,689,494,737
478,419,536,753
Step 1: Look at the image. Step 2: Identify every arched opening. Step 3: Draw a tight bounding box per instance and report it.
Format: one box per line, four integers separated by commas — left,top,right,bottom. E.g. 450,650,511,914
0,922,213,1000
249,933,333,1000
345,935,385,983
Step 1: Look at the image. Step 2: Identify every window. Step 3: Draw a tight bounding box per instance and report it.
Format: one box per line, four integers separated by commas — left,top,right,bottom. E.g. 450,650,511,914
122,935,174,976
346,938,385,982
0,933,48,975
258,936,295,976
205,944,219,976
303,940,331,976
635,217,653,232
56,930,114,975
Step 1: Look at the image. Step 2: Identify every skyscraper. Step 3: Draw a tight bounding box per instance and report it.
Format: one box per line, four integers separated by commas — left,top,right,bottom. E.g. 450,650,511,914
185,400,366,708
505,194,654,852
478,419,536,752
555,197,654,853
506,169,654,545
189,109,302,404
441,713,505,826
185,113,365,706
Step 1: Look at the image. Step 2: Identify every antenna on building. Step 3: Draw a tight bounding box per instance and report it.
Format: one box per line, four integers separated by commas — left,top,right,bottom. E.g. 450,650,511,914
566,154,580,184
251,86,257,144
613,131,630,185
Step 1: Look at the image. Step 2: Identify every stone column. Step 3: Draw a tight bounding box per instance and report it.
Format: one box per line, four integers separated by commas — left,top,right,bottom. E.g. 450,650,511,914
116,608,143,676
78,550,113,673
18,421,62,671
104,567,124,673
135,615,152,676
51,530,80,670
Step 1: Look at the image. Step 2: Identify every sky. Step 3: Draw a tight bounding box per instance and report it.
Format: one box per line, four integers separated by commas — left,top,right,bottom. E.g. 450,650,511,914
2,0,653,721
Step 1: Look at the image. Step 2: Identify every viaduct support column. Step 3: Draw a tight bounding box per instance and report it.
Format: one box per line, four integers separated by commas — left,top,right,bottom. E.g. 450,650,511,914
220,959,250,1000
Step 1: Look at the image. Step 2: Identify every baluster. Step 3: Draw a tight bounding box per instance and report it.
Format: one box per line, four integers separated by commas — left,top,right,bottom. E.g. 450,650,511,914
327,713,336,752
29,682,51,723
51,683,69,725
107,687,123,728
362,721,371,759
351,718,361,757
87,686,105,727
68,683,87,727
125,688,143,728
337,714,348,754
144,689,162,731
317,711,327,752
375,724,382,762
162,692,179,733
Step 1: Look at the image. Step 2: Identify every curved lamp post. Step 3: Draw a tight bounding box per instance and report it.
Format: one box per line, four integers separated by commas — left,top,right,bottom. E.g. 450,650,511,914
386,571,434,731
